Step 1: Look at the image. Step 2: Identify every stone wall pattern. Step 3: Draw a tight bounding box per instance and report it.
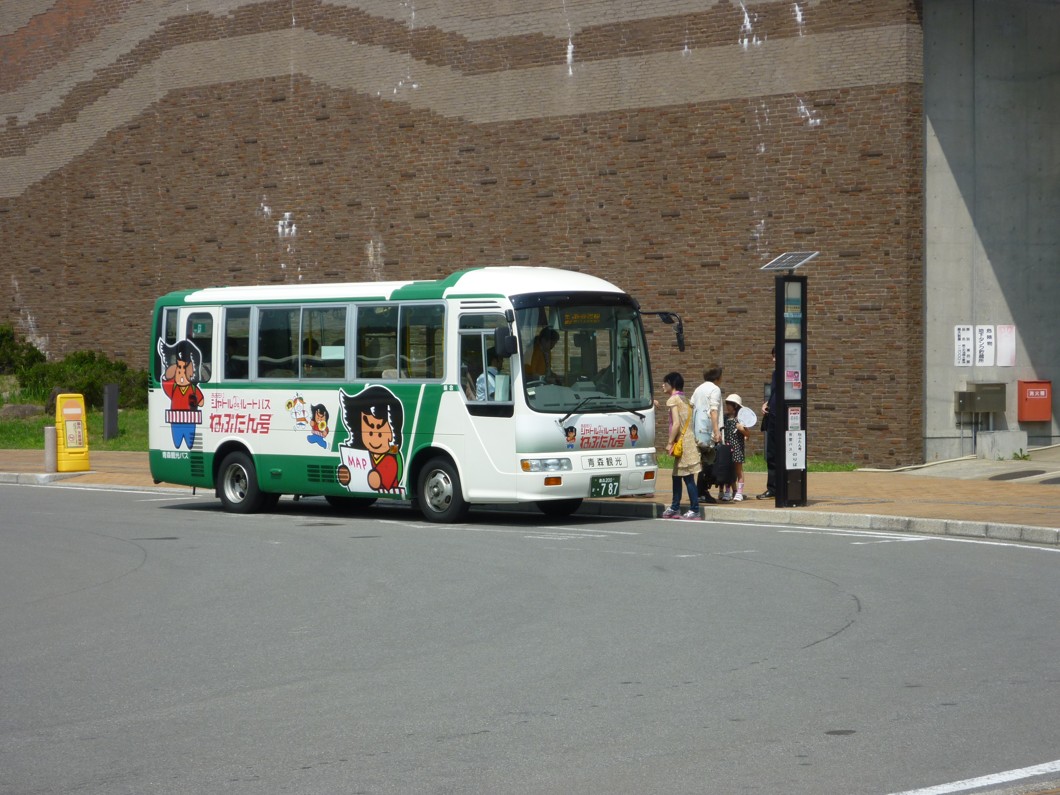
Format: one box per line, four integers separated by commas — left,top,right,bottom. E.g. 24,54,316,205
0,0,925,467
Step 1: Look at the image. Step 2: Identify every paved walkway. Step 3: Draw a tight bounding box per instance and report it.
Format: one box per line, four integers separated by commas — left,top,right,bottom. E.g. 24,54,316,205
2,446,1059,546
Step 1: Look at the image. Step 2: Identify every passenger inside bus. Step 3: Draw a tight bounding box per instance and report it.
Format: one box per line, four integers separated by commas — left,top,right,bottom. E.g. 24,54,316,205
526,328,560,384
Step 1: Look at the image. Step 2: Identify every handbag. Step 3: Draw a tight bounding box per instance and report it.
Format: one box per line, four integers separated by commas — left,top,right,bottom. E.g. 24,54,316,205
671,400,692,458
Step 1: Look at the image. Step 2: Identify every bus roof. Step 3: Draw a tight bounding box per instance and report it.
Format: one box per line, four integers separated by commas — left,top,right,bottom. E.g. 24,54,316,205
160,266,625,306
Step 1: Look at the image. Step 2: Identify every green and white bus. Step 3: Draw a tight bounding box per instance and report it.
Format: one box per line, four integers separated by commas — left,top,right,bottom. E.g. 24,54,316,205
149,266,662,522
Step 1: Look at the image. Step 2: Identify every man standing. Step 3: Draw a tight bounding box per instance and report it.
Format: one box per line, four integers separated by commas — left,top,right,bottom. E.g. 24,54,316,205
690,364,723,503
758,346,778,499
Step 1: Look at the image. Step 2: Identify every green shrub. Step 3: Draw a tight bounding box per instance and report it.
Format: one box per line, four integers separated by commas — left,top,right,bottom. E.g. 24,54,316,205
18,351,148,409
0,325,46,375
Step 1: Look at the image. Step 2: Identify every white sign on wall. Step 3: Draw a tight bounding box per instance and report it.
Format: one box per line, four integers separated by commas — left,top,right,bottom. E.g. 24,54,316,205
975,326,995,367
996,324,1016,367
954,325,973,367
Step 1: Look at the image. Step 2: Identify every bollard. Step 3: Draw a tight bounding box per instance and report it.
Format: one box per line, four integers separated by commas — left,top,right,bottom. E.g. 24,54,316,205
103,383,119,440
44,425,57,472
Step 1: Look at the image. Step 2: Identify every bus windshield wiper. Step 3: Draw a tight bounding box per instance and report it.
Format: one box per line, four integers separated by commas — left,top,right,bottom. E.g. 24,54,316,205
559,396,645,425
559,395,607,425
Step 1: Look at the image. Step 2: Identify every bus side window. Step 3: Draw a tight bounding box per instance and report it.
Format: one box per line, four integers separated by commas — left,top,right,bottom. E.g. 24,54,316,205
400,304,444,379
357,306,397,379
163,308,180,345
224,307,250,380
459,313,509,402
186,312,214,382
258,307,298,379
460,335,484,401
302,306,346,378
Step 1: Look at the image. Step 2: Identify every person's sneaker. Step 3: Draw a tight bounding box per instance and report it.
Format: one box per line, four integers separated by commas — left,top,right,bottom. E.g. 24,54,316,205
701,491,718,504
661,508,680,519
720,491,733,502
756,490,774,500
681,509,702,520
733,493,744,501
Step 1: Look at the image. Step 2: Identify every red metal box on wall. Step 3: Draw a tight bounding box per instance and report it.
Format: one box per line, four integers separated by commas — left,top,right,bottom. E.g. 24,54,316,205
1017,380,1052,422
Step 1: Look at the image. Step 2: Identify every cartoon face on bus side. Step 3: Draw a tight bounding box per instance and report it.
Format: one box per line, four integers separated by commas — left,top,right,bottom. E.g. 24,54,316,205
157,338,206,450
336,385,405,494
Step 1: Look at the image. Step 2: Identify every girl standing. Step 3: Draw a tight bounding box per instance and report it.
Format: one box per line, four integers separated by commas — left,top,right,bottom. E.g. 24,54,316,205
661,372,702,519
721,394,751,501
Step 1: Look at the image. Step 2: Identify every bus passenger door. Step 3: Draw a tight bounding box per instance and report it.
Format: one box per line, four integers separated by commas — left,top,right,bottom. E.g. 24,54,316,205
456,312,518,492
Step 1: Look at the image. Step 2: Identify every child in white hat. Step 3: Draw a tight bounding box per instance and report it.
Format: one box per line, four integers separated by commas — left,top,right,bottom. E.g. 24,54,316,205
721,394,751,501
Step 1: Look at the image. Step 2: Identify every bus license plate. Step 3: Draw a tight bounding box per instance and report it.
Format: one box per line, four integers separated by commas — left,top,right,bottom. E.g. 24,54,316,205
590,475,622,498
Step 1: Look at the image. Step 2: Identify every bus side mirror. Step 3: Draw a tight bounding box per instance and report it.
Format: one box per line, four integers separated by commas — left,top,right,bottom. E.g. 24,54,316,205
643,311,685,352
494,326,518,358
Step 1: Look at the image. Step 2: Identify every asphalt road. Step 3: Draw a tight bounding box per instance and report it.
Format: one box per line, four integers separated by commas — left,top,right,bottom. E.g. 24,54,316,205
2,484,1058,795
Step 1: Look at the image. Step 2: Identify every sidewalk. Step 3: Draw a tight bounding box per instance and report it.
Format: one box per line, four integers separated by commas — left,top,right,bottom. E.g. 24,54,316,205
2,447,1059,546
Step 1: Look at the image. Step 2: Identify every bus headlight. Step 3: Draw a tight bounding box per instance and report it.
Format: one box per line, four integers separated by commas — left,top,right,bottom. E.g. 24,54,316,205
520,457,573,473
635,452,657,467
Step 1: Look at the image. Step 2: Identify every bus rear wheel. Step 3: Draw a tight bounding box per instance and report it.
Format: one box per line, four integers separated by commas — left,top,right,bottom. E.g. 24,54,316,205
417,457,469,523
217,451,265,514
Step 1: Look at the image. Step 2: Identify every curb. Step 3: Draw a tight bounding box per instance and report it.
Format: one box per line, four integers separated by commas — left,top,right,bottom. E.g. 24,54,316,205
0,472,82,486
579,499,1060,547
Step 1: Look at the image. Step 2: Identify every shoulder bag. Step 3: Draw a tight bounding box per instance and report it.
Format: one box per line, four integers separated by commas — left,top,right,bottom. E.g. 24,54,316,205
672,399,692,458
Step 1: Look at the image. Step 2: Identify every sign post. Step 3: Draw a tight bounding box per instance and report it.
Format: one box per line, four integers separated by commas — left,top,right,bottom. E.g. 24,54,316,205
761,253,815,508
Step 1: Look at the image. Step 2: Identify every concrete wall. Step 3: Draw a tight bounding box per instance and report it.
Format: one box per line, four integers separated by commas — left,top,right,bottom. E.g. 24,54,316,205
924,0,1060,459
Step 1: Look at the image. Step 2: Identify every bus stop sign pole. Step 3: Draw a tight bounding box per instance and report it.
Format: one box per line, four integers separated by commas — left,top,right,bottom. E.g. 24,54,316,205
762,252,815,508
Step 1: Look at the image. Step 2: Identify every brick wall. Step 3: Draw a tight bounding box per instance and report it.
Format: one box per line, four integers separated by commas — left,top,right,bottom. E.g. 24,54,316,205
0,0,925,467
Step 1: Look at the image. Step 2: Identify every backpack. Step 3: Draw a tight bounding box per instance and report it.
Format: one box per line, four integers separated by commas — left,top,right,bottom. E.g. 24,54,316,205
694,385,719,450
694,405,714,449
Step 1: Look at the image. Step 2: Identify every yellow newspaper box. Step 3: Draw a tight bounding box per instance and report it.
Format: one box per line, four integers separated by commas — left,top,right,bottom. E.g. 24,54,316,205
56,393,90,472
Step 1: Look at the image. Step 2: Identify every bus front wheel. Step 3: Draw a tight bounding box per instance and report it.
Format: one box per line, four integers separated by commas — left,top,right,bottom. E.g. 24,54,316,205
417,457,469,523
217,451,265,514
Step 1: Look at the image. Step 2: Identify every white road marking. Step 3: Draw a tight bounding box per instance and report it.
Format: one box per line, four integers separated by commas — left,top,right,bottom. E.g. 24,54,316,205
780,529,918,542
886,758,1060,794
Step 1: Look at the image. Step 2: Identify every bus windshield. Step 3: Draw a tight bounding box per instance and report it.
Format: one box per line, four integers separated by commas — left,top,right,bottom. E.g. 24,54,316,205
515,297,652,414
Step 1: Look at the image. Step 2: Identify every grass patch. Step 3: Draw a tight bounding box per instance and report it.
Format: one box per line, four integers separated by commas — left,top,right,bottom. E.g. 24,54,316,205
0,408,148,452
657,451,855,473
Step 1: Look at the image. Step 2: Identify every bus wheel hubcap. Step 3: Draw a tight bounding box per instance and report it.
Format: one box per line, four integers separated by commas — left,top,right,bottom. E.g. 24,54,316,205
424,470,452,513
225,466,248,503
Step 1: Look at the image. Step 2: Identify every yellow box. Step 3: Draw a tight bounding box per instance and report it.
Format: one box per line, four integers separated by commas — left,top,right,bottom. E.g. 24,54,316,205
56,393,90,473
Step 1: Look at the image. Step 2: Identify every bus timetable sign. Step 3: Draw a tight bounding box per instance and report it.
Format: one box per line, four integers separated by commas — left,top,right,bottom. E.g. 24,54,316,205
762,252,815,508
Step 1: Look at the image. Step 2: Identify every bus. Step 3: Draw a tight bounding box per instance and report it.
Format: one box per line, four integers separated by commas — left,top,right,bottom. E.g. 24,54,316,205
149,266,666,522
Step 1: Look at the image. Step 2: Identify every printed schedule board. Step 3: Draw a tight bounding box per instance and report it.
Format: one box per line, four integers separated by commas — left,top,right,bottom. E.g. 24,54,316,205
786,430,806,470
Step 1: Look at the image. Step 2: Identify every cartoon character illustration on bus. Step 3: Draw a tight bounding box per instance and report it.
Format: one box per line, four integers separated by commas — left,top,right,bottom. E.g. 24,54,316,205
158,338,206,449
287,394,311,430
564,425,577,449
336,385,404,494
307,403,330,448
